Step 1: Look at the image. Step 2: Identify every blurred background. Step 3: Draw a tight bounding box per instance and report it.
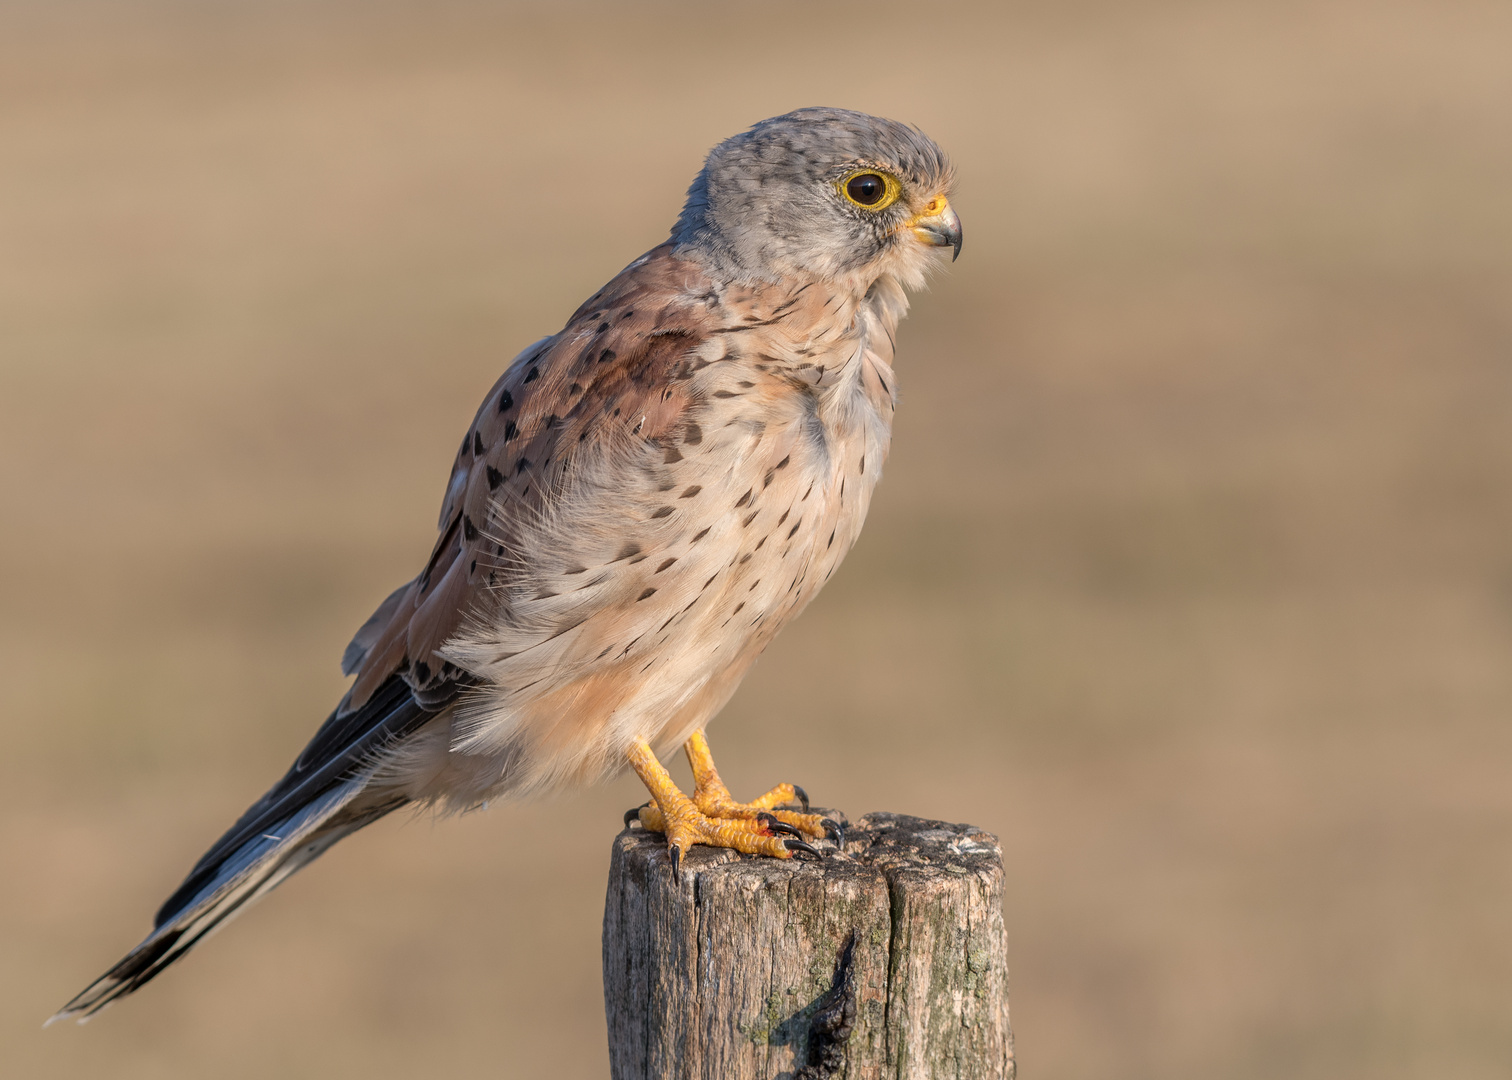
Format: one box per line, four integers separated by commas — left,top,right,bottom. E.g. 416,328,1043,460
3,1,1510,1077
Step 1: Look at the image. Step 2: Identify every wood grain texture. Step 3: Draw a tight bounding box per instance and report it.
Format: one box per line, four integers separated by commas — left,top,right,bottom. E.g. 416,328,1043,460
602,812,1014,1080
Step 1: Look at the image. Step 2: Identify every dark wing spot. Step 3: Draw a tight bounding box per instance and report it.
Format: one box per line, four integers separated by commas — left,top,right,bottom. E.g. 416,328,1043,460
787,519,802,539
637,588,657,602
597,322,610,333
859,454,865,474
600,349,616,363
692,526,711,542
650,506,674,519
414,660,431,683
463,516,479,541
776,455,791,470
524,365,540,383
664,446,683,464
498,389,514,412
712,389,737,398
827,529,836,549
616,543,641,560
655,558,677,573
681,485,702,498
683,422,703,445
473,431,485,456
732,602,745,614
486,465,504,489
742,511,758,527
516,457,531,475
503,420,519,441
734,489,753,508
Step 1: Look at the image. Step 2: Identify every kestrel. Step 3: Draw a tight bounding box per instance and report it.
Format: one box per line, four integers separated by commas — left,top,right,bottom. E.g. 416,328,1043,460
54,107,960,1022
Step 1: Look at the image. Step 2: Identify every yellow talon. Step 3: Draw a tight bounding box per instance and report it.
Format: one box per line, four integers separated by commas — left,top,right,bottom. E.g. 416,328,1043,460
625,731,832,862
682,730,831,838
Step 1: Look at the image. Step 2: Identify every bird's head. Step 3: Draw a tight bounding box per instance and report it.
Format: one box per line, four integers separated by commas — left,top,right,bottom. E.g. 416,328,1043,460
672,107,960,293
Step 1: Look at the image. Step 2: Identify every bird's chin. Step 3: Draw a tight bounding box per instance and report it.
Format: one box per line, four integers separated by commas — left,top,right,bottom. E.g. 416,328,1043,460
870,239,950,294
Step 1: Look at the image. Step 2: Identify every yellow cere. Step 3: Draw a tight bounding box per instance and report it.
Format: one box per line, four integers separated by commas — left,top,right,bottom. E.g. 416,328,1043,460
906,195,951,227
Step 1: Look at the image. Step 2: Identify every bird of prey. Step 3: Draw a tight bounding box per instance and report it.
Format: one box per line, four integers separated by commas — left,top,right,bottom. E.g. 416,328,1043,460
53,107,960,1022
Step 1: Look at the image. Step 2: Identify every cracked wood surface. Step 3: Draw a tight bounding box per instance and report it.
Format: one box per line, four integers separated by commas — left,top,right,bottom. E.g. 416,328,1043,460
602,812,1014,1080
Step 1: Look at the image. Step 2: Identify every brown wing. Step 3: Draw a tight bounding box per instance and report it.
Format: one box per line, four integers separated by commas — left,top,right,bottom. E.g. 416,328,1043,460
341,244,723,713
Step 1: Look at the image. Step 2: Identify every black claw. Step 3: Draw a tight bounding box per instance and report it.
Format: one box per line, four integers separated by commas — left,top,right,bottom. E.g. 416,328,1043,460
791,784,810,812
757,812,803,838
624,802,650,827
669,844,682,872
821,818,845,847
784,837,822,859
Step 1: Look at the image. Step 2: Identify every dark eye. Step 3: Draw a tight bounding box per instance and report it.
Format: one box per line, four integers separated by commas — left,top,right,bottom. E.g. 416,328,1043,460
846,173,887,206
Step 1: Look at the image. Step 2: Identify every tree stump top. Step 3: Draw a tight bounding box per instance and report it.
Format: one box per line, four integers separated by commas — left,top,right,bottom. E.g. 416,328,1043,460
603,812,1014,1080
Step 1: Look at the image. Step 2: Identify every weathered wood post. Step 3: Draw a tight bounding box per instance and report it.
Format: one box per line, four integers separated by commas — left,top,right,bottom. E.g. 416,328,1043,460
602,812,1014,1079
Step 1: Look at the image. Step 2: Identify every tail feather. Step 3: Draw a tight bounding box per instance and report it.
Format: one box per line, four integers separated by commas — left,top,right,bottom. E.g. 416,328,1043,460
51,674,456,1024
49,779,403,1025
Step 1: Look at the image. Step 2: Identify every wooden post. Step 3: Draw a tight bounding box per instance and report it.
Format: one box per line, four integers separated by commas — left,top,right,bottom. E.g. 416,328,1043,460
602,812,1014,1080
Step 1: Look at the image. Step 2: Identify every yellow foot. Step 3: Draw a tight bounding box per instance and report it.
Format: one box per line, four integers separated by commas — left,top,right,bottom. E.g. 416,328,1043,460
630,800,817,868
681,728,843,843
624,734,843,868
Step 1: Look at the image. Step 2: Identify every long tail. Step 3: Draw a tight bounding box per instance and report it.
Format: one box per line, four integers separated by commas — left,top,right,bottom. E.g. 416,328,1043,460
48,780,399,1024
50,674,447,1024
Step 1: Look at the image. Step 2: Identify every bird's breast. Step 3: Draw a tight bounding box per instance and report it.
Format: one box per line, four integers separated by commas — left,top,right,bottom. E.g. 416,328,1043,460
426,298,898,803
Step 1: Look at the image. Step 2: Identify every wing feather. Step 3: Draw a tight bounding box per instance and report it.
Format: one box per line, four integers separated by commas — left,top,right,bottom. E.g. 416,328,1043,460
152,674,438,928
342,245,722,712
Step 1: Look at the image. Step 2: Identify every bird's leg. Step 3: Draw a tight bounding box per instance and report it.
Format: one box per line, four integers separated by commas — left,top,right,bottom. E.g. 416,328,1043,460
683,728,796,811
625,730,841,855
682,729,838,842
625,740,815,867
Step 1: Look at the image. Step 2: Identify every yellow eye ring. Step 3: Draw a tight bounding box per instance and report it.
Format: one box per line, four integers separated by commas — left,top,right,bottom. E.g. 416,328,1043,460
837,169,902,211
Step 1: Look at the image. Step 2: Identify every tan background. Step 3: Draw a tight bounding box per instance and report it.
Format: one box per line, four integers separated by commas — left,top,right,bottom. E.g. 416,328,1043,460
3,1,1510,1077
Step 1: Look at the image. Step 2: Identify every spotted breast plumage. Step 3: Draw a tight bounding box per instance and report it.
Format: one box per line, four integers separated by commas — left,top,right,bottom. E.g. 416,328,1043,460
54,106,961,1022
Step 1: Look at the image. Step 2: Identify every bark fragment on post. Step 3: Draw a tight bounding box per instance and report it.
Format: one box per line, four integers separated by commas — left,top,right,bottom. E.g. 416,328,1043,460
602,812,1014,1080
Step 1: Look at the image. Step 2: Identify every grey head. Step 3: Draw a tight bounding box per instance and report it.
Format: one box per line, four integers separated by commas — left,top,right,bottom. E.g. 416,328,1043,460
671,107,960,290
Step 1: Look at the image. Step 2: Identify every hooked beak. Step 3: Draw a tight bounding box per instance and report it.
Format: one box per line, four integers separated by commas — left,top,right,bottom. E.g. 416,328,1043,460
910,198,963,261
